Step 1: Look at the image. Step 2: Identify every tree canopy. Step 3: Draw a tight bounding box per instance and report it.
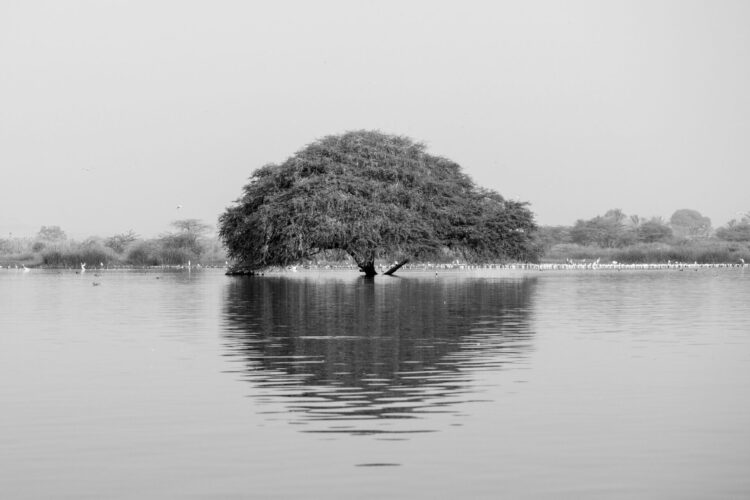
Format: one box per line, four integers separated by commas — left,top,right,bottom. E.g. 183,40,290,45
716,213,750,242
37,225,67,242
219,130,538,275
558,210,673,249
670,209,712,239
158,219,213,263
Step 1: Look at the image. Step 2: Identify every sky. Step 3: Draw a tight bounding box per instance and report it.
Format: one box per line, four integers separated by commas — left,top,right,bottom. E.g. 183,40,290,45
1,0,749,238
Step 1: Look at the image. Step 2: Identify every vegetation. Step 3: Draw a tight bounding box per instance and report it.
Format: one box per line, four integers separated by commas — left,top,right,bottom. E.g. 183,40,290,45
0,220,225,268
538,208,750,264
670,209,712,239
219,130,538,276
544,241,750,265
716,213,750,242
2,187,748,271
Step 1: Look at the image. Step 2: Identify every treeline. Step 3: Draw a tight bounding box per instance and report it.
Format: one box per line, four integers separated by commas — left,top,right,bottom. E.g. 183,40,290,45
0,219,226,268
3,211,749,269
537,209,750,264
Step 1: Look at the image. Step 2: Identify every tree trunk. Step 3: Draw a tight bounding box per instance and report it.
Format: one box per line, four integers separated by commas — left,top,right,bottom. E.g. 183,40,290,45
383,259,409,276
359,261,377,277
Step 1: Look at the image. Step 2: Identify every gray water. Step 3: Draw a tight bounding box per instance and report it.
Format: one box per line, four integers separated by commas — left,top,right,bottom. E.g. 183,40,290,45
1,268,749,499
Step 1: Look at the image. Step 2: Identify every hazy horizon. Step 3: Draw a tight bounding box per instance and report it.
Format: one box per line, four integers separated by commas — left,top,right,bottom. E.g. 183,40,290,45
2,1,749,239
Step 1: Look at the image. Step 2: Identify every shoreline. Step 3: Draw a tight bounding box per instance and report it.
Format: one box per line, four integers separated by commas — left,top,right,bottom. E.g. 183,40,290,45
232,261,749,276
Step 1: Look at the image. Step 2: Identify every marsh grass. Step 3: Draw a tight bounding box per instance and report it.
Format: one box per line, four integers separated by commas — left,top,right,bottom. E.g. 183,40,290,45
41,242,120,267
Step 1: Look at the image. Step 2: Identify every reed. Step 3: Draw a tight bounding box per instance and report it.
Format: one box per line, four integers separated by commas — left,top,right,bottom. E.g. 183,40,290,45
41,242,120,267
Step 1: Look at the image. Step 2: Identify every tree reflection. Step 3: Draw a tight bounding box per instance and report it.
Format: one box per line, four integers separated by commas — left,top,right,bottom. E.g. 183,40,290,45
222,275,537,433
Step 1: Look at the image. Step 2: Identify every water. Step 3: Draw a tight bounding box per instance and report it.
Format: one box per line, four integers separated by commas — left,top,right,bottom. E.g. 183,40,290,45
1,268,749,498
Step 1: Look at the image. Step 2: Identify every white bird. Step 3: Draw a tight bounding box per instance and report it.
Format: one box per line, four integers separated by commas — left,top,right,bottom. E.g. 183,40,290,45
22,264,30,272
81,263,86,273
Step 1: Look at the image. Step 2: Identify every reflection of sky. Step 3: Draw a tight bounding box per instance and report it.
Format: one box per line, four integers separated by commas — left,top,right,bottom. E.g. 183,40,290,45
221,275,537,434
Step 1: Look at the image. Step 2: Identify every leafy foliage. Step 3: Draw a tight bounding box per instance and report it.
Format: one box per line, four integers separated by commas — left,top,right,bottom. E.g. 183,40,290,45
670,209,712,239
570,210,631,248
636,218,673,243
716,220,750,241
37,225,66,242
567,210,673,248
154,219,214,264
219,130,538,274
104,230,139,253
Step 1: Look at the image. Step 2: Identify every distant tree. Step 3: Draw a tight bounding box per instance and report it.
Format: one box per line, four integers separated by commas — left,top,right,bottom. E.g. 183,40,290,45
570,217,615,247
159,219,212,262
104,230,139,254
219,130,538,276
171,219,212,235
569,208,633,247
716,220,750,241
0,238,15,254
535,225,572,251
37,225,66,242
670,209,712,239
636,217,673,243
604,208,627,225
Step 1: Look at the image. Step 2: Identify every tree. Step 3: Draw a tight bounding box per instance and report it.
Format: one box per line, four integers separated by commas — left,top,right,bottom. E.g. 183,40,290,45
636,217,673,243
716,219,750,241
104,230,139,253
172,219,212,235
159,219,212,261
534,225,572,251
219,130,538,276
670,209,712,239
569,209,632,248
37,225,66,242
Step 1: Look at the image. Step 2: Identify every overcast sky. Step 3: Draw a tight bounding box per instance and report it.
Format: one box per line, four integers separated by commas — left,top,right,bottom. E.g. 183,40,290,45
2,0,748,238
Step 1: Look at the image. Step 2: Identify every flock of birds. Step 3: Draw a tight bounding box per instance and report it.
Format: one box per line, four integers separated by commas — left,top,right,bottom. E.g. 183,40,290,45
4,258,747,280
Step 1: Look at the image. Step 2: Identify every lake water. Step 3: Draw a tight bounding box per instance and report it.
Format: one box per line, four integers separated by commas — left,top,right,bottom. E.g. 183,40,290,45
1,268,749,498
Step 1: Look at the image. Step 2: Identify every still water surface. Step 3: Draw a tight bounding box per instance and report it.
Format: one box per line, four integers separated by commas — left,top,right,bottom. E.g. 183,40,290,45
1,268,749,498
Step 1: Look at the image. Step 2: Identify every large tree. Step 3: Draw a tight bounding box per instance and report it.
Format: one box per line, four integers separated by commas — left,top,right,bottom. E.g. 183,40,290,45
219,130,538,276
